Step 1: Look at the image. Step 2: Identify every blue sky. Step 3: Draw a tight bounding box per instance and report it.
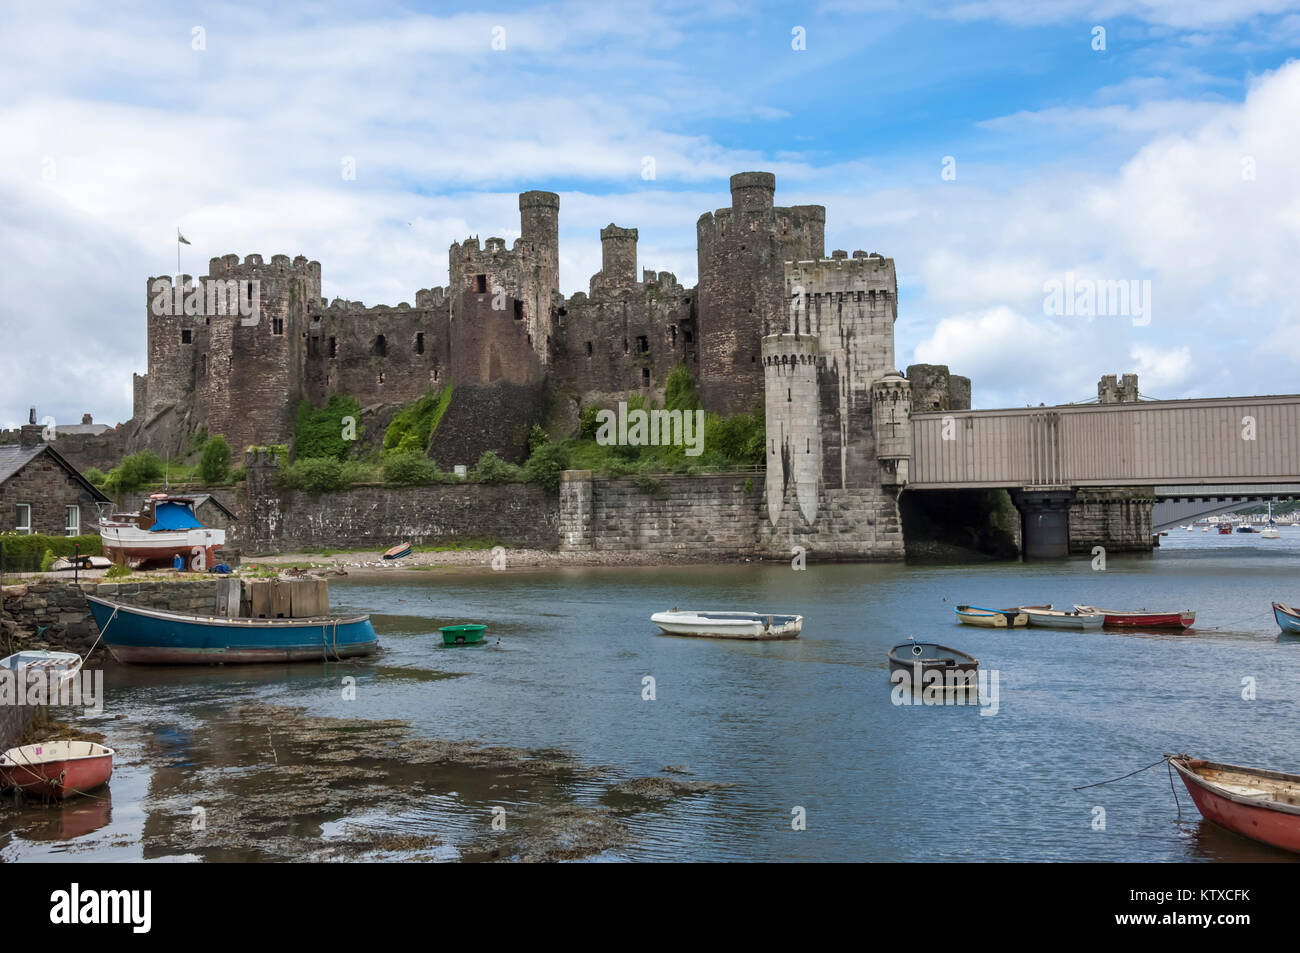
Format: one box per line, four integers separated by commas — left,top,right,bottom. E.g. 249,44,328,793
2,0,1299,429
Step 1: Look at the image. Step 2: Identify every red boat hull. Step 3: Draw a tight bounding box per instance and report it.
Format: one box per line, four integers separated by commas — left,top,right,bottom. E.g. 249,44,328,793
1101,611,1194,628
1172,759,1300,854
0,750,113,801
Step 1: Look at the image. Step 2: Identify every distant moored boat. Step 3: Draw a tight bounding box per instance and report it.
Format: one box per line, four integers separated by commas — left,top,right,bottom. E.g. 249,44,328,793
651,610,802,640
1073,606,1195,629
1273,602,1300,634
1019,606,1104,630
954,605,1027,627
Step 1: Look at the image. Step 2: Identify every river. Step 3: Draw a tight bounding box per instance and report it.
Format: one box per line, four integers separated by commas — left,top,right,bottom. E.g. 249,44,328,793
4,527,1300,861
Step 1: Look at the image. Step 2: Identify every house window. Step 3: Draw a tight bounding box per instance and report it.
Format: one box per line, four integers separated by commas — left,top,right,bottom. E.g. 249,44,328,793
14,503,31,535
271,318,284,335
65,505,79,537
475,274,487,293
181,329,192,344
416,332,425,354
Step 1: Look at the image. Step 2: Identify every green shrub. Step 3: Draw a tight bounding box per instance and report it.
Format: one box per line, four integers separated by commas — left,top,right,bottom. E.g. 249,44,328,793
522,440,570,491
102,450,165,494
578,405,601,440
40,549,56,572
384,386,453,457
104,564,131,579
383,454,446,487
83,467,107,486
0,533,102,573
469,450,524,484
294,393,362,461
663,363,700,411
279,458,346,495
199,435,232,484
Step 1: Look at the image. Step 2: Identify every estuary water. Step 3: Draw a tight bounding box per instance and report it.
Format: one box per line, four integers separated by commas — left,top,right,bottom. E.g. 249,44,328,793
4,527,1300,862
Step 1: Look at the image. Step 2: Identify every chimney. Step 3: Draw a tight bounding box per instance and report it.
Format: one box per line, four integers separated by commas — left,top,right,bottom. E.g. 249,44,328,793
19,423,43,449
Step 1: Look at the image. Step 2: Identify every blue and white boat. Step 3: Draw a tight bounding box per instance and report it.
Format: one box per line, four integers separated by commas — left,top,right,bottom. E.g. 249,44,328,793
1273,602,1300,635
86,595,378,664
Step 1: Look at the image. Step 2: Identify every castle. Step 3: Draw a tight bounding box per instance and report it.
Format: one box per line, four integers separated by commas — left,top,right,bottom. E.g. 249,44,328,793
130,171,970,558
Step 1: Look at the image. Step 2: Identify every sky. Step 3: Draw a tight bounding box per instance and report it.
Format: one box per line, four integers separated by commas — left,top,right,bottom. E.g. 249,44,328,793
1,0,1298,428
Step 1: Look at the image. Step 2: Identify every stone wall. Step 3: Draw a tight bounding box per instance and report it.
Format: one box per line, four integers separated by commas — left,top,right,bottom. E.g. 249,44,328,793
1,579,221,654
586,473,762,554
242,451,559,552
1068,487,1155,553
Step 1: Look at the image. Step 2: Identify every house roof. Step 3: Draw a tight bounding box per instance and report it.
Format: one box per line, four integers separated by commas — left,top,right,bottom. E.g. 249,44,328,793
0,442,111,503
189,493,238,521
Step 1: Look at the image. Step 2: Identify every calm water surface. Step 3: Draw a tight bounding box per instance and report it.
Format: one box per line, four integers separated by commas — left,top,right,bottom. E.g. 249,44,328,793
5,528,1300,861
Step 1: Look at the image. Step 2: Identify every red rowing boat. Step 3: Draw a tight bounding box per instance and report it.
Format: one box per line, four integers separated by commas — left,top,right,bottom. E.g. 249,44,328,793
1074,605,1195,628
0,741,114,801
1168,755,1300,853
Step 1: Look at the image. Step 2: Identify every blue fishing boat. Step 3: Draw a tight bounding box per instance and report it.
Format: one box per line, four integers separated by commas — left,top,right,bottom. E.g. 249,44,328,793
86,595,378,664
1273,602,1300,634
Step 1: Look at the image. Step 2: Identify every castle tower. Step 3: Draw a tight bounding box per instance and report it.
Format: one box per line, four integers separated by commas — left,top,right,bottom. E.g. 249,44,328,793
763,332,822,528
595,224,638,292
696,172,825,415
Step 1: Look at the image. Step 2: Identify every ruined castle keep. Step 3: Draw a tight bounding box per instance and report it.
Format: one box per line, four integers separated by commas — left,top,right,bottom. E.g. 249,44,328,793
130,172,969,558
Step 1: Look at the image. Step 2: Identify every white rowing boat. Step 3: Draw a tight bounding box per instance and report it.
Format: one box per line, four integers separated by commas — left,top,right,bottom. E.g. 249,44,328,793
650,610,802,640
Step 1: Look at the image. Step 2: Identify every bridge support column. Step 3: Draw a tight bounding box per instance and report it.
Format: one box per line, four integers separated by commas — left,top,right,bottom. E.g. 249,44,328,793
1010,489,1074,559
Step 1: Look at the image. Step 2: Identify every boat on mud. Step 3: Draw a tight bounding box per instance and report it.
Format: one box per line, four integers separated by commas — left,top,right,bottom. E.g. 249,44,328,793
887,640,979,692
1073,606,1196,629
650,610,802,640
1,650,83,681
97,495,225,570
0,741,114,801
383,542,412,560
954,605,1028,627
1019,606,1104,630
1273,602,1300,634
1168,754,1300,853
85,595,378,664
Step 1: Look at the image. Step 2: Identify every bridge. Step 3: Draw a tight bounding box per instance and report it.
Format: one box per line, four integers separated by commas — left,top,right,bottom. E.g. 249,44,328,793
908,394,1300,556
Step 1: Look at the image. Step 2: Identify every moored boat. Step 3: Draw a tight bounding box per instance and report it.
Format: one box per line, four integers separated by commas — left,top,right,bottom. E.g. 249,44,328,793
1073,606,1195,629
1236,524,1256,533
1167,755,1300,853
98,495,225,570
650,610,802,640
954,605,1027,628
0,741,114,801
1019,606,1104,629
1,650,83,680
440,623,486,646
1218,523,1232,535
1273,602,1300,634
86,595,378,664
887,640,978,692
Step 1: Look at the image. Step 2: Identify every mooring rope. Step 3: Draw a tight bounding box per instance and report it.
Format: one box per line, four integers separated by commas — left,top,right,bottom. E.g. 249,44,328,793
1072,755,1183,819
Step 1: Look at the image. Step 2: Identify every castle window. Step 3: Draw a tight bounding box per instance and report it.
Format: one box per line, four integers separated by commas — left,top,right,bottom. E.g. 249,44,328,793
637,336,648,353
373,334,387,356
416,333,425,355
684,328,694,344
201,354,207,376
329,337,337,358
475,274,487,293
378,372,385,384
787,388,791,403
623,339,629,355
514,300,523,321
181,329,192,344
272,318,284,335
806,438,810,454
586,341,593,357
642,368,650,387
670,325,677,345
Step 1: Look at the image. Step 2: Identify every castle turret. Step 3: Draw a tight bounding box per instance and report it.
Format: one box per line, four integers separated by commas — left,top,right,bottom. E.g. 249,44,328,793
872,374,912,488
596,224,638,292
763,332,822,528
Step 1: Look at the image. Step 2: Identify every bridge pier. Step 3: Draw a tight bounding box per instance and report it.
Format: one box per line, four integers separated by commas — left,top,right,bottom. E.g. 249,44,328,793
1010,489,1074,559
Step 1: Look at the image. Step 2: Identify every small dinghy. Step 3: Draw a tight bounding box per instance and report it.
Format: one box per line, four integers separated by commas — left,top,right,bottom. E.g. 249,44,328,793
887,640,978,692
1074,606,1196,629
382,542,412,560
1020,606,1104,630
1168,755,1300,853
650,610,802,640
440,624,486,646
0,741,114,801
955,605,1027,628
1,650,83,680
1273,602,1300,634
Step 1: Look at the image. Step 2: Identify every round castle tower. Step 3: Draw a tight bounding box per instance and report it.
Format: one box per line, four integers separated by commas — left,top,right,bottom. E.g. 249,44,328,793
763,332,822,529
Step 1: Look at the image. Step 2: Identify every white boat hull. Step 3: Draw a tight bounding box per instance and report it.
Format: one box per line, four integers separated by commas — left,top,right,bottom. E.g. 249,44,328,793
650,611,803,640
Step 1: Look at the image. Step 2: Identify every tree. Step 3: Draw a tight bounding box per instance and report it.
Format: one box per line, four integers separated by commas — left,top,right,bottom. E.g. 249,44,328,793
199,435,232,484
